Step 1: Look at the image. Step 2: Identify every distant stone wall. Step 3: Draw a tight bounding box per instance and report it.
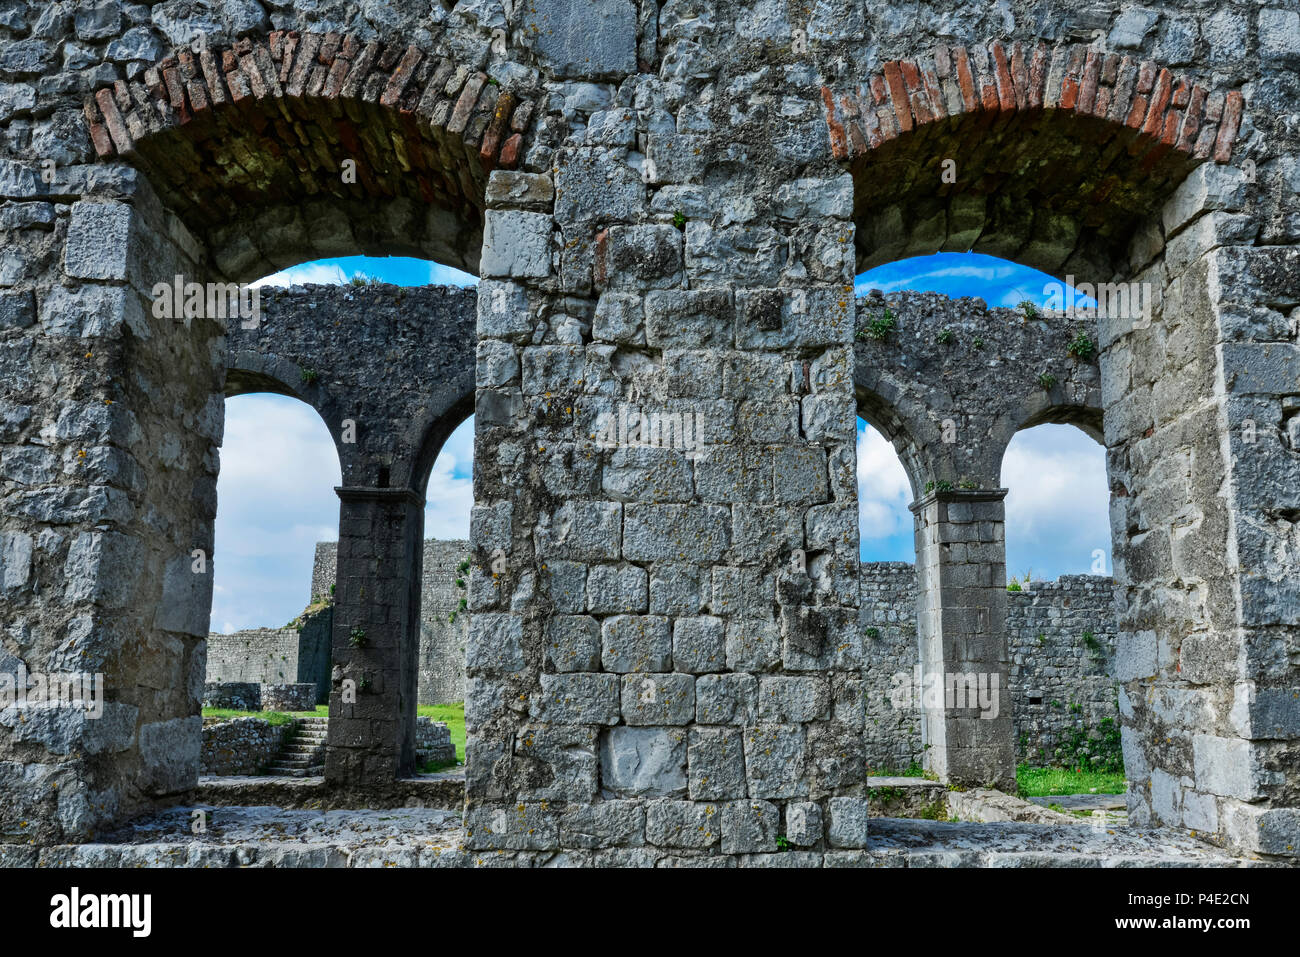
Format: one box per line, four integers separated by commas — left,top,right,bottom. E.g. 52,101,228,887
861,565,1119,770
860,563,921,773
309,540,468,705
310,542,337,605
418,540,470,705
262,683,317,712
203,682,261,711
415,716,457,765
205,605,332,705
206,628,300,685
201,717,292,776
1007,576,1119,766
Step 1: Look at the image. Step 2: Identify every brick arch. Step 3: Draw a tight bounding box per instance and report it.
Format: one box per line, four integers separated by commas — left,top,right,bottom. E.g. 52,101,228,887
82,30,538,277
821,40,1246,280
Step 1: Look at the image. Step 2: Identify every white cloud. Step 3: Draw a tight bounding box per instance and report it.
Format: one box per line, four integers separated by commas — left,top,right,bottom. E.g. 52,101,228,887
429,262,478,286
251,262,352,288
424,417,474,539
1001,424,1111,581
857,423,912,542
210,394,342,632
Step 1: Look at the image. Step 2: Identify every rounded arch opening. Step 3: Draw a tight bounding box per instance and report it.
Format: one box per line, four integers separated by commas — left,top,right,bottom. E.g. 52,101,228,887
832,41,1244,285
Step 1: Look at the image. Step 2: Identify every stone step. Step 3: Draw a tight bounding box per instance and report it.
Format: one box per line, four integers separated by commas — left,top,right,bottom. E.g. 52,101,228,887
265,765,323,777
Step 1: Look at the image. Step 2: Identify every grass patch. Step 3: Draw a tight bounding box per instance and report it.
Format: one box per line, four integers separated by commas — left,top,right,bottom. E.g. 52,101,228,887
869,759,929,779
418,702,465,762
1017,764,1126,797
202,705,328,725
202,708,298,726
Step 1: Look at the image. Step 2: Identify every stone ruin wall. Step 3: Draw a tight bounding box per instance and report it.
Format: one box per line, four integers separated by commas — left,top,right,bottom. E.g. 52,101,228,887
200,715,291,776
218,543,1120,760
860,564,1119,772
205,615,332,704
1006,575,1119,767
0,0,1294,864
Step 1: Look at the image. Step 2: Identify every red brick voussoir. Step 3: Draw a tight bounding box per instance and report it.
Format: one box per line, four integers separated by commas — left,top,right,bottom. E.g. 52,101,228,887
819,39,1244,168
82,30,538,224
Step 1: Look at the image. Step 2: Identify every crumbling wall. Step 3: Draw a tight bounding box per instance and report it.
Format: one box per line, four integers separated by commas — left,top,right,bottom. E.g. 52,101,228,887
861,565,1119,771
1,0,1292,863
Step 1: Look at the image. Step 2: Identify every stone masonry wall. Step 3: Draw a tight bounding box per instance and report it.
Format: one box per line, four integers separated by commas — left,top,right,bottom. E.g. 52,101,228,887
200,716,291,776
206,627,300,685
205,607,332,705
860,565,1119,771
309,541,336,604
3,0,1293,862
417,539,470,705
1007,576,1119,767
860,562,921,772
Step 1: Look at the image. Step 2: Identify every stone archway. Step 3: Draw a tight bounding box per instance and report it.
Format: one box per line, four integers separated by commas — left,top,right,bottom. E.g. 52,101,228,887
3,2,1296,864
822,40,1245,280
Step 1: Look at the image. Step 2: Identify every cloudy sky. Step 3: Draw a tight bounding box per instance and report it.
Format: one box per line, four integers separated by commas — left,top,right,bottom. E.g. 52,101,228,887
210,252,1111,633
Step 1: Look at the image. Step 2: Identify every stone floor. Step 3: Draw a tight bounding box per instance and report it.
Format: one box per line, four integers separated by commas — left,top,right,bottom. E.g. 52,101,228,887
1029,793,1130,827
0,805,1254,868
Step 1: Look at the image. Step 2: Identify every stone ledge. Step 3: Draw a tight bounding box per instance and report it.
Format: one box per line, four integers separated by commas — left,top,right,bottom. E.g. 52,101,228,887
2,808,1255,868
192,771,465,810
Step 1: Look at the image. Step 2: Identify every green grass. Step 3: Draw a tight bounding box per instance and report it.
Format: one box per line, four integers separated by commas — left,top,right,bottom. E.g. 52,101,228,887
869,760,934,780
418,703,465,762
1017,764,1126,797
202,707,293,725
200,707,321,726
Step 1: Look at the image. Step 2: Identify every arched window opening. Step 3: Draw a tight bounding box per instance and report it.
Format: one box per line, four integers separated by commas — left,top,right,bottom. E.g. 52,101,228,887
1001,423,1124,805
202,391,339,778
201,255,476,781
413,415,474,774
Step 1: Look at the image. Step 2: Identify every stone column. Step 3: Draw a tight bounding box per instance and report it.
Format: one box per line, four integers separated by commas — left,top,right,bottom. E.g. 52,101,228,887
910,488,1015,790
325,486,424,783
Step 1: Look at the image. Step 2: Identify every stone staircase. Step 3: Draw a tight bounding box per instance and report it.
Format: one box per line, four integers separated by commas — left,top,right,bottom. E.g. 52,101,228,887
265,717,327,777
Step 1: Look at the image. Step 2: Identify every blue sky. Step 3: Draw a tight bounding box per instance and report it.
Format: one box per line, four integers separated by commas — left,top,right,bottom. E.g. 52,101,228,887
209,253,1111,633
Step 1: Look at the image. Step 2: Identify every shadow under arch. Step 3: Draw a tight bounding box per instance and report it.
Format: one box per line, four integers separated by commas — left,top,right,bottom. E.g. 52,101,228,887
83,30,540,278
821,39,1246,284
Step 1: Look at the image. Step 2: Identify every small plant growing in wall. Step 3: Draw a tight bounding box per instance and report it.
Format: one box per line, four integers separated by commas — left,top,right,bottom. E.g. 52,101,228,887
1080,630,1102,654
1007,577,1023,592
775,834,790,851
857,307,897,341
972,336,985,350
1037,372,1056,390
448,556,471,624
348,626,367,648
1019,300,1039,320
865,626,880,639
1036,632,1046,644
358,675,373,694
672,210,686,230
1067,331,1096,361
936,326,955,345
924,479,953,494
301,367,319,384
